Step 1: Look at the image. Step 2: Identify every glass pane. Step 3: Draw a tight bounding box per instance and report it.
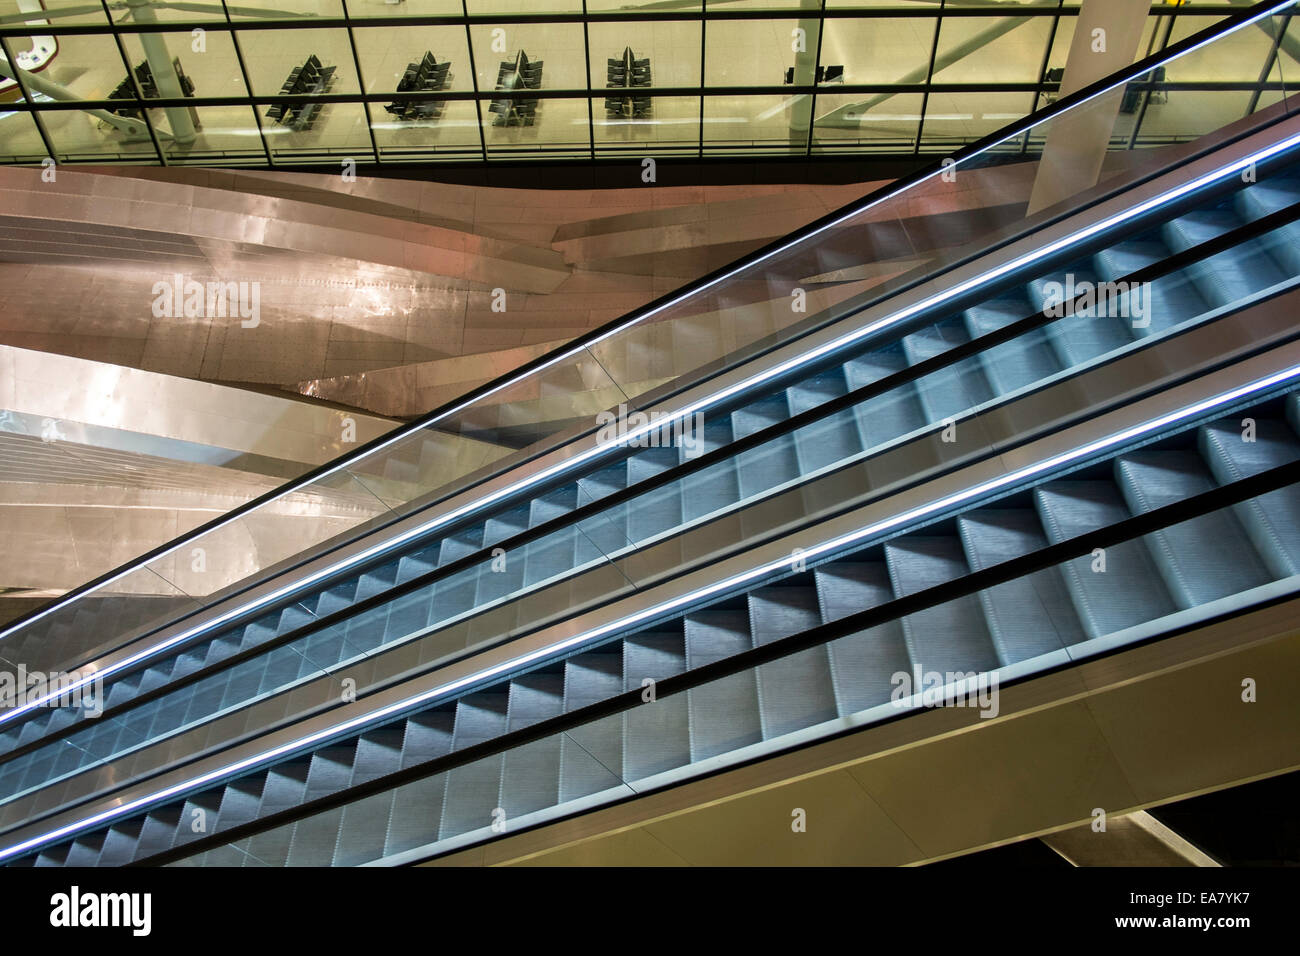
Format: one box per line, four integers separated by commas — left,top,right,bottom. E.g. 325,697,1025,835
467,21,586,92
704,16,802,89
822,16,939,86
350,0,463,18
703,93,808,154
143,469,392,600
592,95,699,156
586,19,700,90
15,31,128,100
0,104,49,162
35,104,162,163
931,14,1054,84
812,90,924,153
235,28,360,96
163,105,268,164
918,90,1037,153
226,0,345,19
482,96,589,157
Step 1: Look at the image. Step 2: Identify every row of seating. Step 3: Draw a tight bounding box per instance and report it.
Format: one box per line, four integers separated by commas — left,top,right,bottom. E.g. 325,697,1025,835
385,51,452,121
107,59,195,119
783,64,844,85
490,50,542,126
266,54,336,131
605,46,652,119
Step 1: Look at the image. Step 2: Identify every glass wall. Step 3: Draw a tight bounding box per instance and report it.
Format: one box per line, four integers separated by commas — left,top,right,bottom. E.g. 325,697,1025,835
0,2,1268,166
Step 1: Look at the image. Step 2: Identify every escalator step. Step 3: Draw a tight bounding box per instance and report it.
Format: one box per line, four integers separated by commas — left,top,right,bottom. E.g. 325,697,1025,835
386,777,447,857
1034,481,1178,638
619,631,690,781
748,585,837,738
956,509,1086,664
1199,417,1300,579
842,346,928,449
1092,239,1207,338
788,370,863,474
885,537,1000,676
1115,450,1272,608
685,608,761,760
1162,209,1285,308
1234,177,1300,275
1029,264,1134,369
902,321,995,424
733,395,802,498
814,560,911,714
964,295,1063,396
285,806,345,866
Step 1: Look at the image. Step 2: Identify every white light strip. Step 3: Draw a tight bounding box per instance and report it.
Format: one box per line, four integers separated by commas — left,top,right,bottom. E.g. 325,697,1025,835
5,118,1299,729
7,0,1288,642
3,361,1297,863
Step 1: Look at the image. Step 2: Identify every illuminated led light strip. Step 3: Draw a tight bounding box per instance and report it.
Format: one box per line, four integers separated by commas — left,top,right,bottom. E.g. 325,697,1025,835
5,123,1299,730
2,361,1297,864
6,0,1290,644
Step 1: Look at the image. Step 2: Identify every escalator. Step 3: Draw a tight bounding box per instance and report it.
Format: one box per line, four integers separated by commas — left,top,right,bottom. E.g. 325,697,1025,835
3,1,1300,867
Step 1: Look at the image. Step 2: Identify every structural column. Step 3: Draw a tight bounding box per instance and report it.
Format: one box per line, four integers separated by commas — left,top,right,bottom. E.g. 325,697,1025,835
788,0,822,144
1027,0,1154,215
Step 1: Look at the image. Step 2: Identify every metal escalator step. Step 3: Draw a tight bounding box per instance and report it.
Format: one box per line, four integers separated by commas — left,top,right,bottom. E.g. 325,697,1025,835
733,394,801,498
305,743,358,801
748,584,837,738
98,818,145,866
438,528,483,565
685,608,761,760
1092,239,1207,338
625,480,683,545
335,790,396,864
481,505,530,548
814,560,911,714
841,346,928,449
788,370,863,474
621,630,689,780
1199,417,1300,579
885,537,1000,676
964,295,1063,396
1162,209,1285,308
285,806,345,866
563,651,623,711
1029,264,1134,369
1115,450,1272,608
258,759,311,817
956,509,1086,664
351,724,405,784
215,775,266,832
501,676,563,818
522,525,579,588
387,777,448,857
1034,481,1178,638
1234,177,1300,274
901,321,995,424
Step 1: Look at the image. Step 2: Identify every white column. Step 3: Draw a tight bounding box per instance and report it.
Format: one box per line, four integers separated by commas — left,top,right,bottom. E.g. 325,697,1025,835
1026,0,1154,215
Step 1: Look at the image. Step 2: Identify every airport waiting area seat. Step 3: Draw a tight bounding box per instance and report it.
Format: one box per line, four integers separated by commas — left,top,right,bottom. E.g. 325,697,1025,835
107,58,196,119
605,46,653,120
490,50,542,127
783,64,844,85
266,55,336,132
385,52,452,122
